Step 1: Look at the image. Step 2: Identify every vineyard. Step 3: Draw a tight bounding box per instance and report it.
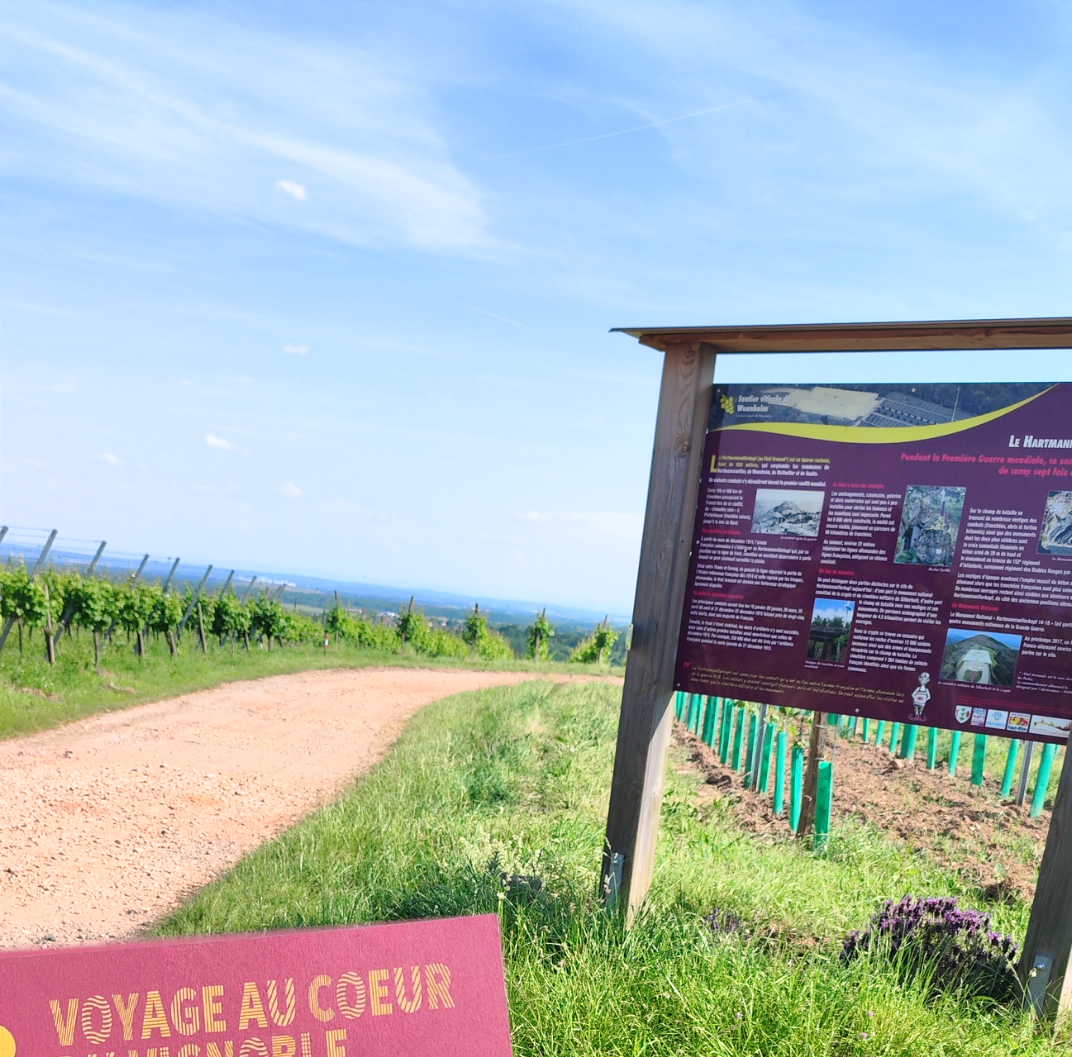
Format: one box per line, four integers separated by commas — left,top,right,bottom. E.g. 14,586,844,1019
0,528,626,682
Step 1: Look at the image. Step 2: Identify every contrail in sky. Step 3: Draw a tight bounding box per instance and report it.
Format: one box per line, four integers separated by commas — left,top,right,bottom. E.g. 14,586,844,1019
488,99,753,159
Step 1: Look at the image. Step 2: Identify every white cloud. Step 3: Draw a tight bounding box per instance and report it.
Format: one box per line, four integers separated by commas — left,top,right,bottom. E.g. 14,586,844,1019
276,179,306,201
280,481,302,498
0,9,490,251
100,452,121,466
283,343,310,355
205,434,233,451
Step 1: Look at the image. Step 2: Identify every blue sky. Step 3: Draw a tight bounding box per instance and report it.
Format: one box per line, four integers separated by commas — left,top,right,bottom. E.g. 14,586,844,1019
4,1,1072,613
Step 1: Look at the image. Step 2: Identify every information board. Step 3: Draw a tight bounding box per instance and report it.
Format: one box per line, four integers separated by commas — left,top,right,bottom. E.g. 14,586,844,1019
674,380,1072,743
0,914,512,1057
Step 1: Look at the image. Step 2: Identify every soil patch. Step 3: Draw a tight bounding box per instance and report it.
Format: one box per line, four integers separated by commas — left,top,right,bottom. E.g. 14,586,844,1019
0,666,620,949
676,723,1049,905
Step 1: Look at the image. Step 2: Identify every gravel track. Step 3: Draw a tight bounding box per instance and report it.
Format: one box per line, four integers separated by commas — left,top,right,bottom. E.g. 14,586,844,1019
0,667,616,950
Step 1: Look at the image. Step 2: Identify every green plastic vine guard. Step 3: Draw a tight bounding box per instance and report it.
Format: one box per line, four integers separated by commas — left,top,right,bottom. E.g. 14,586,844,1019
1001,739,1020,797
814,760,833,850
876,721,887,747
744,712,759,785
1030,743,1057,818
862,718,871,743
899,724,918,761
773,730,787,816
758,721,775,793
731,705,745,770
926,727,938,770
701,696,718,745
889,723,902,755
719,700,733,762
971,733,988,787
949,730,962,776
790,744,804,832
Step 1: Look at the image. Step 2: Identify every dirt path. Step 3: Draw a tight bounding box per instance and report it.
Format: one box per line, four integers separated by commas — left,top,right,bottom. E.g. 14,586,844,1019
0,667,619,950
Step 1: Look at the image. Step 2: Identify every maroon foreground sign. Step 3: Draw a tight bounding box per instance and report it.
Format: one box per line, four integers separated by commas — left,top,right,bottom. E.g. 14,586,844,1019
675,381,1072,743
0,915,512,1057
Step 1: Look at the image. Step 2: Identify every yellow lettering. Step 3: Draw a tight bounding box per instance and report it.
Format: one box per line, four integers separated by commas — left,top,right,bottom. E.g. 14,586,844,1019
239,983,268,1031
146,1049,172,1057
367,970,392,1016
325,1029,346,1057
299,1033,312,1057
394,967,422,1014
266,980,295,1027
113,993,140,1041
171,989,201,1036
271,1036,296,1057
142,991,172,1040
50,998,79,1046
334,973,365,1020
307,977,334,1022
206,1043,235,1057
239,1039,269,1057
82,995,114,1044
202,986,227,1034
178,1046,201,1057
425,964,454,1009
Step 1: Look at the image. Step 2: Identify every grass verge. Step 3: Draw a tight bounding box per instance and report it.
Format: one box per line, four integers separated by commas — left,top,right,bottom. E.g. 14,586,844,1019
159,681,1058,1055
0,629,618,740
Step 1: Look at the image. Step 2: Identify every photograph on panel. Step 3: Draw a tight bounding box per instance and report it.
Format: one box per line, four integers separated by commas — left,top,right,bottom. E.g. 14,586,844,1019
894,485,966,566
751,488,825,538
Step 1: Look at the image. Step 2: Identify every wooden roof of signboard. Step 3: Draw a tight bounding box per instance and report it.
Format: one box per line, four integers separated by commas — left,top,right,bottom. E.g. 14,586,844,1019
612,316,1072,353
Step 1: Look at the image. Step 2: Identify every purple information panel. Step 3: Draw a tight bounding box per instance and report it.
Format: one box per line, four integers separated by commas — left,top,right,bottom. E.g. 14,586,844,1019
674,380,1072,744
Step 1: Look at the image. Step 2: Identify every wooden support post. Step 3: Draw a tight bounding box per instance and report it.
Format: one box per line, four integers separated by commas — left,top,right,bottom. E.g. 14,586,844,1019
773,729,787,815
814,761,833,850
926,727,938,770
1019,736,1072,1021
43,582,56,664
790,744,804,832
1031,744,1057,819
731,705,745,769
601,341,715,917
971,734,987,787
949,730,962,776
899,724,918,761
1018,741,1037,807
1002,739,1021,797
797,711,827,839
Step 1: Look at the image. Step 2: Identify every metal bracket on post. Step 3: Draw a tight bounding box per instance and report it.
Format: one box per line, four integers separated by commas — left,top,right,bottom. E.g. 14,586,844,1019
1026,953,1054,1017
603,852,625,914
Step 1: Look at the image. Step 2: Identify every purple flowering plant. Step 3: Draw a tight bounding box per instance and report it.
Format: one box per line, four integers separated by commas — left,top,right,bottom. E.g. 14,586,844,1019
843,895,1019,1001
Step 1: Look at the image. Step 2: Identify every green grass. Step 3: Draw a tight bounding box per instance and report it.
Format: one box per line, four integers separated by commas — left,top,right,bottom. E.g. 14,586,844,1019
159,681,1060,1055
0,626,618,740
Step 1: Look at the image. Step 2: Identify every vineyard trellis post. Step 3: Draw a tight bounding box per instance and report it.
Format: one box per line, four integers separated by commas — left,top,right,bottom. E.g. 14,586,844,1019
0,528,56,654
177,565,213,638
54,539,107,644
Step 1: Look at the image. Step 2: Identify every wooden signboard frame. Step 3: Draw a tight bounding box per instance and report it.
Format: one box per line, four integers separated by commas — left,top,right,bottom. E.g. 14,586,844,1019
603,316,1072,1022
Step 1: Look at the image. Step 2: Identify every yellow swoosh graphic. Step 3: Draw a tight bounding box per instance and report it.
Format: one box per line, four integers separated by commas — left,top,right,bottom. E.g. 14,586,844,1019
717,388,1053,444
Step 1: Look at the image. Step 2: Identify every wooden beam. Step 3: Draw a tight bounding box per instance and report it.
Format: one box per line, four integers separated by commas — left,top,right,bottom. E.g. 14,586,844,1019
612,316,1072,353
1019,739,1072,1021
602,341,716,918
